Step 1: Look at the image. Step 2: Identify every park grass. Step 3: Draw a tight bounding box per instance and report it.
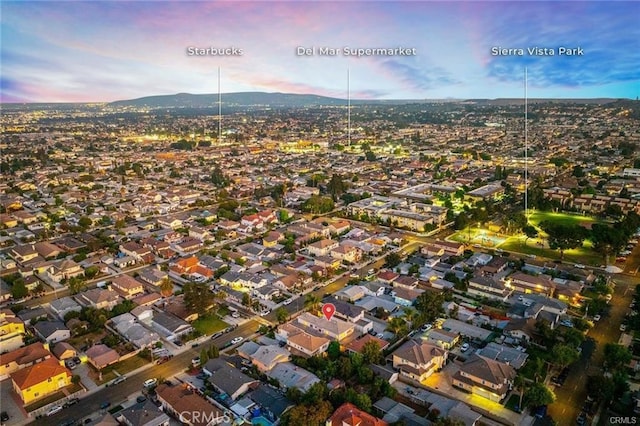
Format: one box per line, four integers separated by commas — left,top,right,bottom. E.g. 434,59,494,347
192,314,228,335
527,210,604,228
499,235,603,266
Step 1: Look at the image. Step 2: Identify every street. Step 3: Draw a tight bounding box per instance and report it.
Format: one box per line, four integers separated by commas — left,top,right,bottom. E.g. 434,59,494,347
547,273,636,425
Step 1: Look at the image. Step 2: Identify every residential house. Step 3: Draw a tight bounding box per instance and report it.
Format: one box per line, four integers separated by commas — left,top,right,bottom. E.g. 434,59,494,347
111,274,145,299
117,400,170,426
0,342,51,380
296,312,356,342
468,275,511,301
307,239,339,257
266,362,320,392
46,259,85,283
425,329,460,350
506,272,555,296
85,344,120,370
51,342,76,361
151,311,193,341
276,323,330,358
111,313,159,348
33,321,70,344
326,402,388,426
247,344,290,372
156,383,224,426
0,309,26,353
33,242,62,259
49,297,82,321
392,340,447,382
138,267,168,287
78,288,121,310
249,384,294,423
9,245,39,264
11,357,72,404
346,334,389,356
162,295,200,322
452,354,517,402
203,358,259,401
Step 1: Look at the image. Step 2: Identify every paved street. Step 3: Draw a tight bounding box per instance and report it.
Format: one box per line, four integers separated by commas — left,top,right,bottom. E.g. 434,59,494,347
27,319,260,426
547,273,636,425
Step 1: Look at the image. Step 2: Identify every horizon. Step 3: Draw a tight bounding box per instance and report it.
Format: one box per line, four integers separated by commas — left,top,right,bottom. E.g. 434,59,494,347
0,90,636,106
2,1,639,103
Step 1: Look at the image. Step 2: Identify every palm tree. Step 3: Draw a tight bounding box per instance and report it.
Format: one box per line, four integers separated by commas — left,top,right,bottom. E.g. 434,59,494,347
386,317,407,337
402,307,419,328
304,294,320,313
514,374,527,412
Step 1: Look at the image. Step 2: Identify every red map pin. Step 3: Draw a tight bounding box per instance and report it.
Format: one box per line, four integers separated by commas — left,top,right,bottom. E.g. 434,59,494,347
322,303,336,321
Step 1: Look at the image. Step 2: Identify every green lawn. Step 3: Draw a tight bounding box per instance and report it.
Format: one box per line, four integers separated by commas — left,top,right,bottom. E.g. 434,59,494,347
94,354,148,384
499,235,603,265
527,210,603,228
193,314,228,335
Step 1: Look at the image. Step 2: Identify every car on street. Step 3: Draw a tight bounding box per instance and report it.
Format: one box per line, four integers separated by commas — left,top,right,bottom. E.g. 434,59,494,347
63,398,80,408
143,378,158,388
1,412,10,422
620,324,627,332
192,357,201,367
136,395,147,403
46,406,63,417
593,314,601,322
231,312,241,318
112,375,126,385
231,336,243,345
100,402,111,410
283,299,292,305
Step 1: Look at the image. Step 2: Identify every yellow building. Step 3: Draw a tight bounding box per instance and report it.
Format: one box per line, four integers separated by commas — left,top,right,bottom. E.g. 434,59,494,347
11,358,72,405
0,309,26,353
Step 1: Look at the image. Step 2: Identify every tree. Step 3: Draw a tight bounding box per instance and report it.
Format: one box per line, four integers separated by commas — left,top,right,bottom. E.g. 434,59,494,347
282,400,333,426
540,221,588,259
183,282,214,316
603,343,632,372
384,252,402,268
386,317,408,337
524,382,556,408
208,345,219,359
326,174,347,201
67,276,86,295
78,216,92,229
415,291,445,323
522,225,538,246
159,278,173,297
10,279,28,299
362,341,383,365
304,294,320,313
327,341,341,360
242,293,251,307
275,307,289,324
590,223,627,265
514,374,527,412
200,348,209,365
402,307,420,328
301,195,334,214
550,344,579,371
365,150,377,161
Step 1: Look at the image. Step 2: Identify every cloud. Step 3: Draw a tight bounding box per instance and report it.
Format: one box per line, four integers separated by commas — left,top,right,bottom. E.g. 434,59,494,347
378,59,459,92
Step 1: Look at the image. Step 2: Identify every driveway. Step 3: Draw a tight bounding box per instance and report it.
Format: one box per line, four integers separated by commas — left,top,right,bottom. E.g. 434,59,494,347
0,378,27,426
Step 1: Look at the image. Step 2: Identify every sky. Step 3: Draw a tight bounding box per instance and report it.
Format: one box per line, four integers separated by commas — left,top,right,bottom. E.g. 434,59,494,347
1,1,639,103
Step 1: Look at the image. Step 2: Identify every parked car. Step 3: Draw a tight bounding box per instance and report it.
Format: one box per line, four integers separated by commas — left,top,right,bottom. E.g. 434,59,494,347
46,406,63,417
460,343,470,352
136,395,147,403
421,324,432,332
231,336,243,345
143,378,157,388
283,299,292,305
620,324,627,332
593,314,601,322
1,412,9,422
112,375,126,385
63,398,80,408
99,402,111,410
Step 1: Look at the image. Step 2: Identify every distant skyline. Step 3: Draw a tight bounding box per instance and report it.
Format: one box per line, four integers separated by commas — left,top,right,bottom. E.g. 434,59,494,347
2,1,639,103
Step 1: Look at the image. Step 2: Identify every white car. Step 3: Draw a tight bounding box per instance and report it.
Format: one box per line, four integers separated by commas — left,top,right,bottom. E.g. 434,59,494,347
620,324,627,332
231,312,240,318
143,378,157,388
46,406,63,417
260,310,270,316
283,299,292,305
460,343,470,352
605,294,613,303
593,314,601,322
231,336,244,345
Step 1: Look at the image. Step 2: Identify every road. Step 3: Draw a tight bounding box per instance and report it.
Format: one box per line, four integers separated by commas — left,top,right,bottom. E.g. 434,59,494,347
31,319,260,426
547,273,635,425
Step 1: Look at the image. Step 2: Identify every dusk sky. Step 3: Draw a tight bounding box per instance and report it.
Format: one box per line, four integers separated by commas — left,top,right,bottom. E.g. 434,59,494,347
2,1,639,103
